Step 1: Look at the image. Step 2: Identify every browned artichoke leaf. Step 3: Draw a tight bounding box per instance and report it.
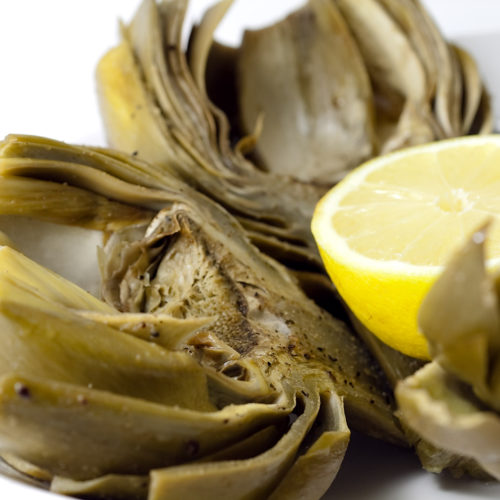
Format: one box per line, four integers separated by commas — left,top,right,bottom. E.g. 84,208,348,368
419,227,500,411
236,0,376,184
396,362,500,480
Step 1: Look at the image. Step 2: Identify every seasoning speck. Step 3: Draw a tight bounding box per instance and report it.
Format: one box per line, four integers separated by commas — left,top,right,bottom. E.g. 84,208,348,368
185,440,200,457
14,382,30,398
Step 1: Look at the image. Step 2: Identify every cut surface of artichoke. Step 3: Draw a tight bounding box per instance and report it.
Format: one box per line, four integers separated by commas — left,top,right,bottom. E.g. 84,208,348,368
0,135,404,499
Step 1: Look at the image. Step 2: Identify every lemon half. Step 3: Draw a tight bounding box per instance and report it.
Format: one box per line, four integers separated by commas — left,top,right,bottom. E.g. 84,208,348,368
312,136,500,359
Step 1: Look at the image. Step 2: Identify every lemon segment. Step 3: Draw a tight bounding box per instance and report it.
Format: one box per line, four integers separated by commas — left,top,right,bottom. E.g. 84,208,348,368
312,136,500,359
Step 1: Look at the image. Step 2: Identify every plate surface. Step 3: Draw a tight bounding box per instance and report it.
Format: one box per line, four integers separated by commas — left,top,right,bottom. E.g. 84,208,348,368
1,1,500,499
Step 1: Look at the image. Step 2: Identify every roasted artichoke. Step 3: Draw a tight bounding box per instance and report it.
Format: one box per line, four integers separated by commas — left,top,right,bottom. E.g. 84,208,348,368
396,227,500,480
0,134,402,499
0,0,496,498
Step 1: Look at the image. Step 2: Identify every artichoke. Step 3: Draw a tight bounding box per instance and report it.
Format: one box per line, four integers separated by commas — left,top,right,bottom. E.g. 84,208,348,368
0,134,402,499
396,227,500,479
96,0,326,274
206,0,492,183
0,0,495,497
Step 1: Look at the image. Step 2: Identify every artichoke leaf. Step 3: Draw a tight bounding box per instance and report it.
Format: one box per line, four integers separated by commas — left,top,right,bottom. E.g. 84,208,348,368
335,0,434,152
76,311,214,350
396,362,500,480
377,0,438,100
0,175,151,231
51,474,148,500
269,390,350,500
0,246,215,410
419,226,500,411
0,134,171,191
149,386,348,500
451,45,483,134
237,0,376,184
411,0,463,137
0,374,290,480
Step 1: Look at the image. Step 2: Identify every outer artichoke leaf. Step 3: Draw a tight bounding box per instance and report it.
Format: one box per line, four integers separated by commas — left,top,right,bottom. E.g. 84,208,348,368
97,42,189,178
148,389,326,500
0,175,151,231
0,245,110,312
188,0,233,98
77,311,214,350
1,134,178,192
396,362,500,480
237,0,376,184
269,390,350,500
334,0,435,152
377,0,438,100
411,0,464,137
0,247,214,410
0,374,289,480
51,474,148,500
1,453,52,482
418,227,500,411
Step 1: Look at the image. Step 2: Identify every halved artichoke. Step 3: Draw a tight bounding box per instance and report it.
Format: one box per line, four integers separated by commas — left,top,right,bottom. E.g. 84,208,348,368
0,134,403,499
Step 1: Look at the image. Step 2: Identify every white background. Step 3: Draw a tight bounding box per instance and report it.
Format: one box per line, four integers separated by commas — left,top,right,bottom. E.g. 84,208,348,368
1,1,500,499
0,0,500,144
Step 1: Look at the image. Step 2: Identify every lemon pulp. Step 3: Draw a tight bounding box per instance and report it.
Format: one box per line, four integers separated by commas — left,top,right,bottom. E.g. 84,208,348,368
312,136,500,359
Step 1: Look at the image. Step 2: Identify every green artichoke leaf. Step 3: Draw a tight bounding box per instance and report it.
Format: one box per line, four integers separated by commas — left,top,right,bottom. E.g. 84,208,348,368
0,175,151,231
0,373,289,480
149,386,348,500
51,474,148,500
0,246,215,410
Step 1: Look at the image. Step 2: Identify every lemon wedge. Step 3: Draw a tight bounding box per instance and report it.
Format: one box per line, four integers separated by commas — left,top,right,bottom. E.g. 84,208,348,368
311,136,500,359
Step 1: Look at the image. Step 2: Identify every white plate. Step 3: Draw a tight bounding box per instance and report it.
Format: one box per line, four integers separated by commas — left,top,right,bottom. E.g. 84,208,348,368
1,1,500,499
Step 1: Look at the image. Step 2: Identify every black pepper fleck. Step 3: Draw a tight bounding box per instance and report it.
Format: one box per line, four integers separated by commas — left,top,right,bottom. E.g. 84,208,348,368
185,440,200,457
14,383,30,398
